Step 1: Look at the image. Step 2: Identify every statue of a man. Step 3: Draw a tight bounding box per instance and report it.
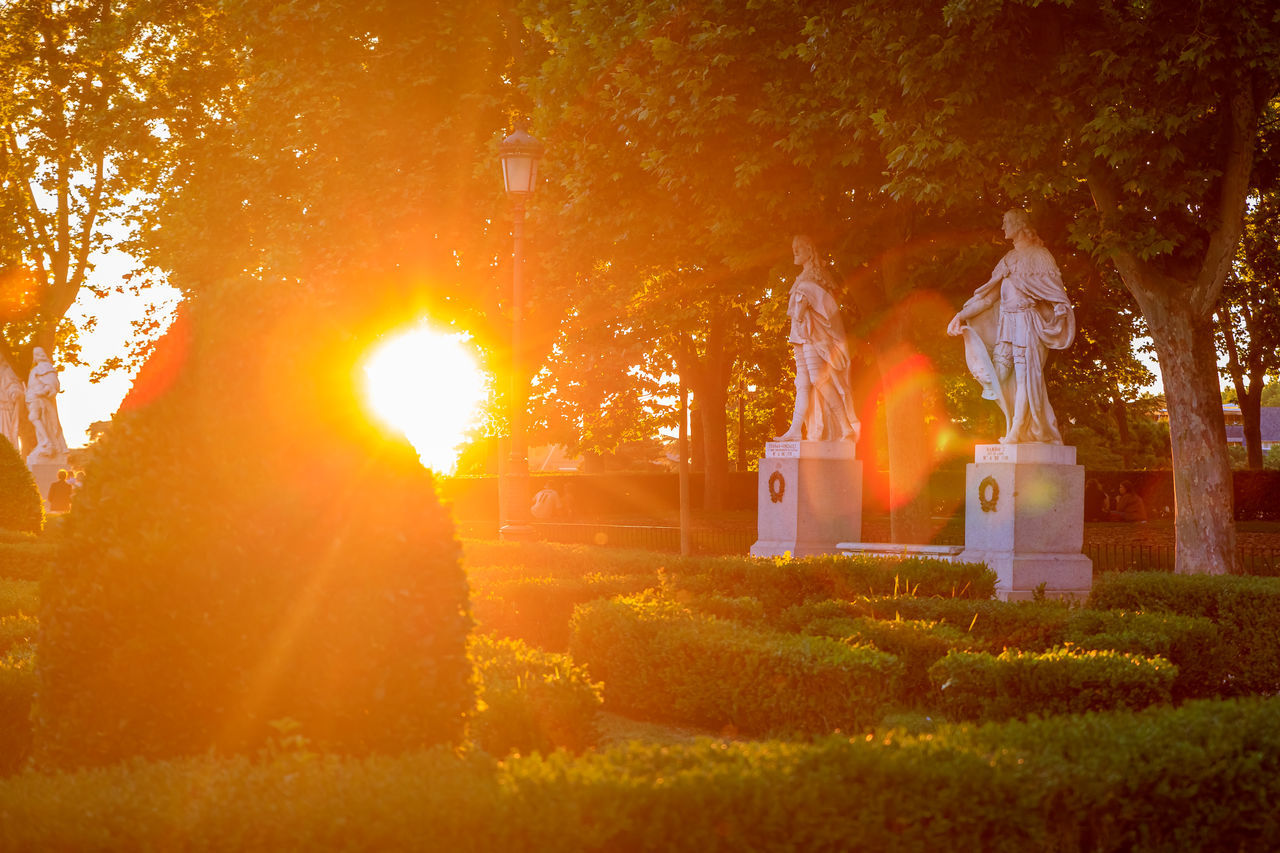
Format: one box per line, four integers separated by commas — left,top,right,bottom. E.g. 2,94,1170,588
946,210,1075,445
0,358,23,452
26,347,69,465
776,235,861,443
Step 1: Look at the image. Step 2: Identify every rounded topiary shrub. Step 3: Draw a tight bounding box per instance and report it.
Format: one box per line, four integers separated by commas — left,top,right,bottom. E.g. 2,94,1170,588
0,436,42,534
34,287,474,767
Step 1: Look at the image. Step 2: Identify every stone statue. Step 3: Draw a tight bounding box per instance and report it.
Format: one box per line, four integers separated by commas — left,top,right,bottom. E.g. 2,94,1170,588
0,358,23,453
777,235,861,443
946,210,1075,445
26,347,69,465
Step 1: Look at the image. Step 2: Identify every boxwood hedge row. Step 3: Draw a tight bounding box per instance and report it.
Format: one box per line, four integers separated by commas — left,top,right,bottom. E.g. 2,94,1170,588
928,648,1176,722
1,697,1276,852
570,593,901,736
1089,572,1280,695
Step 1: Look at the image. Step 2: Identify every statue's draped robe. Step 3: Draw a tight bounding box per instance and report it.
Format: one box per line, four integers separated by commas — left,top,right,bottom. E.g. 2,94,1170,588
959,244,1074,444
788,272,859,440
26,360,68,463
0,361,23,452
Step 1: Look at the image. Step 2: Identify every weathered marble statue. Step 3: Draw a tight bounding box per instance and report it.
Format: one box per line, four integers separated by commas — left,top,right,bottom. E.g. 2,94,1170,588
946,210,1075,445
0,359,23,452
26,347,68,465
777,235,861,443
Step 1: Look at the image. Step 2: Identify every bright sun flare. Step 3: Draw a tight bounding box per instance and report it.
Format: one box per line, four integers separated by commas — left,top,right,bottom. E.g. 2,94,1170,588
362,325,488,472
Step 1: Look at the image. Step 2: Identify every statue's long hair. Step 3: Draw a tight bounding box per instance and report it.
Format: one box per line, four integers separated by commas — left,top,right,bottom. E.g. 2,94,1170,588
793,235,838,291
1004,209,1044,247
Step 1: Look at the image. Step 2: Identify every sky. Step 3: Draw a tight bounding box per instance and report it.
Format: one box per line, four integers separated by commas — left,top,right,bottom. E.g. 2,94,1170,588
59,247,179,448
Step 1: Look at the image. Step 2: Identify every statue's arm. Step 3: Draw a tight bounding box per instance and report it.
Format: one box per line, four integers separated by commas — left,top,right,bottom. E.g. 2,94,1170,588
947,273,1002,336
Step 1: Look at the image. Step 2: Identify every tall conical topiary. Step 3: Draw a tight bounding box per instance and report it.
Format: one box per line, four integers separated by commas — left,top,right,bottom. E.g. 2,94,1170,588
0,436,43,534
34,284,474,767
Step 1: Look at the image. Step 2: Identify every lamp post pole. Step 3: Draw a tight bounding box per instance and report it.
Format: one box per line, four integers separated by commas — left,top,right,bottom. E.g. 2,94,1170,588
499,126,543,541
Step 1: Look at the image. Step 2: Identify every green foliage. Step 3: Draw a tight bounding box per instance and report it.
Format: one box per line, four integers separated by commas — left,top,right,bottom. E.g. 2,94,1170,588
0,612,36,657
33,294,475,768
679,593,767,625
0,643,35,776
471,574,654,652
928,648,1176,722
671,555,997,614
1089,571,1280,695
1,697,1279,850
802,615,974,706
570,593,900,736
464,540,674,580
0,580,37,622
0,439,41,535
0,542,58,582
0,0,216,366
466,542,993,653
782,596,1076,654
1063,610,1227,700
469,634,602,757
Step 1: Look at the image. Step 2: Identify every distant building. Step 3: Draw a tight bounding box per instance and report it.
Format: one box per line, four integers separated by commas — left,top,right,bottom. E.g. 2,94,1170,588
1223,405,1280,452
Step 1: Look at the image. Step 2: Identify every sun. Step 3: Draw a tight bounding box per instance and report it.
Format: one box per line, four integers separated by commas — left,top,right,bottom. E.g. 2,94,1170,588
362,324,488,472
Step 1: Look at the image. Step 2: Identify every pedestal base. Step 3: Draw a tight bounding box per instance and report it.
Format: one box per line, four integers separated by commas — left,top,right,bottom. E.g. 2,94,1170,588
751,441,862,558
957,444,1092,601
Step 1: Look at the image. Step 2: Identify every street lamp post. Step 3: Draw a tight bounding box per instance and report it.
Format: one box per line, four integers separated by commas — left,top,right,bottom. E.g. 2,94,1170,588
498,125,543,540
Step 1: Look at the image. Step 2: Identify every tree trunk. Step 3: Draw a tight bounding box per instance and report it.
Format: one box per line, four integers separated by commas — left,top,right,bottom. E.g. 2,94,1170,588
875,344,930,543
1110,391,1132,469
1238,387,1265,470
677,322,732,513
1141,294,1239,574
875,224,931,544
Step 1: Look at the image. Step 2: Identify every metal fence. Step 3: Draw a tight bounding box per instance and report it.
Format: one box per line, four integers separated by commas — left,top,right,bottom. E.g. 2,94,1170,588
458,519,1280,576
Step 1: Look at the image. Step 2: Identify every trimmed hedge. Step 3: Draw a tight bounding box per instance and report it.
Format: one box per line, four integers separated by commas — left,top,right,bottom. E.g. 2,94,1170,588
672,555,996,613
0,542,58,582
1089,571,1280,695
928,648,1176,722
0,697,1277,851
801,615,974,705
464,540,668,581
471,574,653,651
0,643,35,775
466,542,993,653
0,612,36,657
34,294,475,768
0,437,42,535
570,594,900,735
469,634,602,756
0,580,37,621
781,596,1075,654
1063,610,1226,700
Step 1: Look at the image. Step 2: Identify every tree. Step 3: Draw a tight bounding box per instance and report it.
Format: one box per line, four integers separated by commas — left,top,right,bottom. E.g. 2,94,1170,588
808,0,1280,574
1217,188,1280,469
526,0,986,532
526,0,805,509
136,0,535,436
0,0,217,449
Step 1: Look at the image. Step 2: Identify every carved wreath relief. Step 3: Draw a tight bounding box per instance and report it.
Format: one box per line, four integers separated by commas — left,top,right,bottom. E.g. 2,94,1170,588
978,476,1000,512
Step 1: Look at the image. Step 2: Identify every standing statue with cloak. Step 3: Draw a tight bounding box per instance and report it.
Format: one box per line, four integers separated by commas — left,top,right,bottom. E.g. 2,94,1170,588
26,347,69,465
777,235,861,443
0,359,23,453
947,210,1075,445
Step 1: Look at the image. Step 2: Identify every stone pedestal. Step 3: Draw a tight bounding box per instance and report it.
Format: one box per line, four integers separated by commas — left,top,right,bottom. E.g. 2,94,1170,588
751,441,862,558
958,444,1092,601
